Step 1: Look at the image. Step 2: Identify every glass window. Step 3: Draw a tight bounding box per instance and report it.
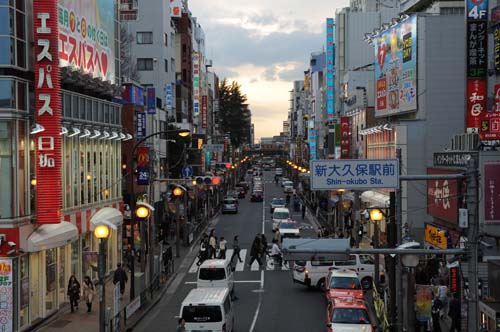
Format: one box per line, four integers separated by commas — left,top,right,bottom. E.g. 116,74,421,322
64,93,71,117
16,10,25,39
16,0,24,11
45,248,57,311
17,80,26,110
92,101,98,121
137,58,153,71
98,103,103,122
104,104,109,123
0,7,14,35
359,255,374,265
329,277,361,289
79,97,85,119
334,255,357,266
171,57,175,71
0,37,14,65
72,95,79,118
136,31,153,44
0,122,12,218
163,32,168,46
0,79,14,108
86,99,92,121
182,306,222,323
164,59,168,72
198,267,226,280
18,120,26,216
332,308,370,324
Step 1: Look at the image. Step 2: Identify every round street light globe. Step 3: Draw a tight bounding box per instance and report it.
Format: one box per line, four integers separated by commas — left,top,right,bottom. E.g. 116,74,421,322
177,130,191,137
173,187,184,197
94,225,110,239
136,206,151,218
370,209,383,221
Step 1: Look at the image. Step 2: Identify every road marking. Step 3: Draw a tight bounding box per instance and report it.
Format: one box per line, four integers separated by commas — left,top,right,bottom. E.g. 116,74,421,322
249,270,265,332
250,260,261,271
261,195,265,234
184,280,261,285
235,249,247,271
187,249,235,273
166,272,185,295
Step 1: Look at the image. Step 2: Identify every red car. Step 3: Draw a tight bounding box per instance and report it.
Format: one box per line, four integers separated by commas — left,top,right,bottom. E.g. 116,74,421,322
326,297,372,332
325,268,364,302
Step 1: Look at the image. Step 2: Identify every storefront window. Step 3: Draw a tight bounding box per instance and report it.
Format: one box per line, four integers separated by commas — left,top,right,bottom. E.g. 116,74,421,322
19,255,29,328
0,37,15,65
0,79,15,108
0,121,13,218
18,120,27,216
58,247,66,305
71,240,80,279
45,249,57,312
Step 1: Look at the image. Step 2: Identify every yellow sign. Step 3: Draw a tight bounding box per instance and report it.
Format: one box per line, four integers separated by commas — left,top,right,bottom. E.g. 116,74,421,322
424,224,448,249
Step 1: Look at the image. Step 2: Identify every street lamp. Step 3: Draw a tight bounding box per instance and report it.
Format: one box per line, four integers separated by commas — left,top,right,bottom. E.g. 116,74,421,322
370,208,383,290
94,224,111,332
128,129,190,300
172,185,186,258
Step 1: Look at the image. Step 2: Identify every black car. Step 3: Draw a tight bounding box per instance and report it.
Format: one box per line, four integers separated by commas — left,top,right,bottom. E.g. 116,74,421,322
250,190,263,202
235,186,246,199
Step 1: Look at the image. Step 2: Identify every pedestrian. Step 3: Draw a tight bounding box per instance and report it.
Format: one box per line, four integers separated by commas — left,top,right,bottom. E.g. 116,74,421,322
230,235,243,264
67,275,81,312
197,236,208,266
437,281,448,319
448,293,461,332
113,263,128,298
270,239,283,267
176,318,186,332
273,228,281,246
208,230,217,259
260,234,268,260
218,236,227,259
323,226,330,238
357,223,364,246
431,292,442,332
82,276,95,313
301,203,306,220
248,235,263,267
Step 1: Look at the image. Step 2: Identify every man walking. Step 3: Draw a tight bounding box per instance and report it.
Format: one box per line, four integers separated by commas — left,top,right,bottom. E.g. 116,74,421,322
113,263,128,298
218,236,227,259
248,235,263,267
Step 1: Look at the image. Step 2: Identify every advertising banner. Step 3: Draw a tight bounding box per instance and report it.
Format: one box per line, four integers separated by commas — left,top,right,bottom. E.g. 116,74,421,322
340,117,350,159
166,84,173,111
135,111,146,140
58,0,116,82
169,0,182,17
466,21,488,78
203,144,224,153
193,52,200,117
427,168,461,224
309,129,317,161
481,84,500,139
122,85,144,106
466,79,487,131
415,285,432,322
449,266,459,294
310,159,399,190
424,223,451,249
201,95,208,128
137,147,149,186
484,160,500,224
374,15,417,116
147,88,156,114
494,25,500,74
0,260,13,332
35,0,62,224
326,18,335,121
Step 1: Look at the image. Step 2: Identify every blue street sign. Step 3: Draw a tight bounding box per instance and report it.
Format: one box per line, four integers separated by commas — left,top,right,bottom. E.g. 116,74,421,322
181,166,193,178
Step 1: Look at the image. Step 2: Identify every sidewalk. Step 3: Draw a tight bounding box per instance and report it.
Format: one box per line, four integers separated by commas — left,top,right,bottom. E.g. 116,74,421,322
33,217,216,332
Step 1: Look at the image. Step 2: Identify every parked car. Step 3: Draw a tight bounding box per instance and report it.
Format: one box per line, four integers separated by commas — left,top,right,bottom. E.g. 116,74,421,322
250,190,263,202
325,268,364,301
222,197,238,214
270,197,286,213
326,297,372,332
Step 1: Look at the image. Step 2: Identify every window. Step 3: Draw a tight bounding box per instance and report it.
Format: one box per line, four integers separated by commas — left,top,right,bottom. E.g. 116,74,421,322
0,79,15,108
440,7,464,15
136,31,153,44
170,32,174,46
334,255,357,266
359,255,374,265
164,59,168,72
182,306,222,323
171,57,175,71
163,32,168,46
137,58,153,71
198,267,226,280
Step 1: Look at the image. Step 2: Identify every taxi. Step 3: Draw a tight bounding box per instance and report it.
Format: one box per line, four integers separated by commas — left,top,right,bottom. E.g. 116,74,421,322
326,297,372,332
325,268,364,302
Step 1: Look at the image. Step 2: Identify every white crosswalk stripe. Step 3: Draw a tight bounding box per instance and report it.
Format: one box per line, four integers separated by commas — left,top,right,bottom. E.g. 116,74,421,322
235,249,247,271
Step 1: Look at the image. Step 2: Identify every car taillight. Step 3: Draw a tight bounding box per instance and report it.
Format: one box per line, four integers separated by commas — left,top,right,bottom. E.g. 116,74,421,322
222,323,226,331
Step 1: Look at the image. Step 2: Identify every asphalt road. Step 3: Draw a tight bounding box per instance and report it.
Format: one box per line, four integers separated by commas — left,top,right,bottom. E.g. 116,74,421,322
135,170,327,332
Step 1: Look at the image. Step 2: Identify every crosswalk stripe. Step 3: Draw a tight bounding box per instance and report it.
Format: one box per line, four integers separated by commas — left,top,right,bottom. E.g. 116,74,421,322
250,258,261,271
188,256,200,273
235,249,247,271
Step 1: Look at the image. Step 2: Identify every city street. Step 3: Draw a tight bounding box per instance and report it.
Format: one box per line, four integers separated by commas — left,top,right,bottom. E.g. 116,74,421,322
136,170,325,331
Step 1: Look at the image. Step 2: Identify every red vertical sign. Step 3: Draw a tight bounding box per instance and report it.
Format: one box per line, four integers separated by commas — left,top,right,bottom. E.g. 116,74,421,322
481,84,500,139
201,95,208,128
466,79,487,131
340,116,350,159
34,0,62,224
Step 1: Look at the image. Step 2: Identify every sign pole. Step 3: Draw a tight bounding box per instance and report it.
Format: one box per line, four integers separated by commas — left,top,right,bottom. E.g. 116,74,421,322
466,157,479,330
396,148,403,332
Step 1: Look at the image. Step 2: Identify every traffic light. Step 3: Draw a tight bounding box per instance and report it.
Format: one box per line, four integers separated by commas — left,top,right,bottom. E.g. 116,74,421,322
195,176,220,185
172,186,185,197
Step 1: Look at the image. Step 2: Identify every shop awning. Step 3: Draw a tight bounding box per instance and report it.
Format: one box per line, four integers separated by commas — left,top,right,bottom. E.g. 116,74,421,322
361,190,390,207
90,207,123,231
26,221,79,252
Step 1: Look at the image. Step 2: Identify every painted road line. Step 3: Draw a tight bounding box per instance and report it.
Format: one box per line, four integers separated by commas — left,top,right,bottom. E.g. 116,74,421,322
250,259,261,271
188,257,199,273
235,249,247,271
184,280,261,285
249,270,265,332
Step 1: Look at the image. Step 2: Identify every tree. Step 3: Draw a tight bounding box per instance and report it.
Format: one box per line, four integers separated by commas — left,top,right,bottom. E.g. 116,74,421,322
218,80,252,148
120,25,140,81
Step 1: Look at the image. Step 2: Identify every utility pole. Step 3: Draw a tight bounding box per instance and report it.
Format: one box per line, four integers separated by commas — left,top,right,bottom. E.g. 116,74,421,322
388,191,397,331
327,123,335,231
466,157,479,331
396,148,403,331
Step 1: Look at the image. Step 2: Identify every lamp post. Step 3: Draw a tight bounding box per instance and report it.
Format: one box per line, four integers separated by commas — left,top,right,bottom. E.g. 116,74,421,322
94,224,111,332
369,208,383,290
337,189,345,234
172,185,185,257
128,129,190,300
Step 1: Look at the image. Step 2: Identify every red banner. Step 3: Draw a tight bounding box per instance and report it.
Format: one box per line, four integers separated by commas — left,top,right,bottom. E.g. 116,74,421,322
427,168,461,224
466,79,487,132
376,78,387,110
137,147,149,167
201,95,208,128
34,1,62,224
340,116,350,159
480,84,500,140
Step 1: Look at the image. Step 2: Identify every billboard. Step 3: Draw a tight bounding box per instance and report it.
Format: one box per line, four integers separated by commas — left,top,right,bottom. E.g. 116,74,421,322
201,95,208,128
466,79,487,131
58,0,116,82
309,129,317,161
427,168,462,224
135,111,146,140
481,83,500,139
326,18,335,121
374,15,417,116
340,117,350,159
0,259,13,332
193,52,200,117
147,88,156,114
35,0,62,224
484,160,500,224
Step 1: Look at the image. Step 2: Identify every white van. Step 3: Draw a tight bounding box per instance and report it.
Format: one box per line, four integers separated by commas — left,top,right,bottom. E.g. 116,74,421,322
292,254,385,290
197,259,235,295
179,288,234,332
272,207,290,229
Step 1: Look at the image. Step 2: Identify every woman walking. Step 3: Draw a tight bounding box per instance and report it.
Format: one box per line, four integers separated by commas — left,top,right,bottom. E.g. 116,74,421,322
82,276,95,313
248,235,263,267
218,236,227,259
260,234,268,261
230,235,243,264
67,275,81,312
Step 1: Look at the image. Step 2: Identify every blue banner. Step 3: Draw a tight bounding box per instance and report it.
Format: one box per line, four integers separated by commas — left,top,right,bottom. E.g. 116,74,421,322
135,111,146,139
326,18,335,121
147,87,156,114
165,84,173,111
137,166,150,185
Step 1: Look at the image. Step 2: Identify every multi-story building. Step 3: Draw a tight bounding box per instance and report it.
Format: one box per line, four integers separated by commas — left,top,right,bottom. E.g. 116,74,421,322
0,0,124,329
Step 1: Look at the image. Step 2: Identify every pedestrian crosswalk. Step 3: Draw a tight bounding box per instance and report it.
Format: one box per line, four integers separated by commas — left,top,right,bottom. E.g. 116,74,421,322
188,249,290,273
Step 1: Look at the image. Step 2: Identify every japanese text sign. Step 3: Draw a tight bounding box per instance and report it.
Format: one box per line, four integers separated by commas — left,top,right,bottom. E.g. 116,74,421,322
480,84,500,140
0,260,12,332
340,117,350,159
326,18,335,121
424,223,450,249
135,111,146,140
35,0,62,224
147,87,156,114
201,95,208,128
484,161,500,224
427,168,461,224
193,52,200,116
467,21,487,78
310,159,399,190
466,79,486,130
